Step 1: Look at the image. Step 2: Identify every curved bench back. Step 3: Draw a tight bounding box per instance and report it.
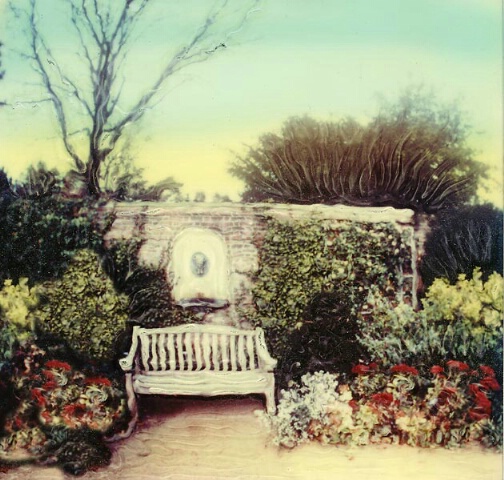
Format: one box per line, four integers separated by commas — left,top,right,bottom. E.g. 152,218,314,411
124,324,276,373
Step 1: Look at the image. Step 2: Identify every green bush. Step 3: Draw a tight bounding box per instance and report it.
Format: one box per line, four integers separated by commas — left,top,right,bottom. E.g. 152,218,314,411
358,269,503,373
36,250,129,363
250,217,412,357
0,196,111,285
0,279,41,337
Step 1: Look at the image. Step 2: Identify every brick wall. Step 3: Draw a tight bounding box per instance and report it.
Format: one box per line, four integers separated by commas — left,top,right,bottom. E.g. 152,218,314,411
103,202,427,325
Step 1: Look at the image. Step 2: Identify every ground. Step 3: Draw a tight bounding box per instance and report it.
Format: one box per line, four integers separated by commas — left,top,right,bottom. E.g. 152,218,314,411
4,396,502,479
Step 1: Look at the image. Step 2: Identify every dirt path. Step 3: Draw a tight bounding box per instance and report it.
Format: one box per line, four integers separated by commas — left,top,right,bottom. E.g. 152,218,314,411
4,396,502,480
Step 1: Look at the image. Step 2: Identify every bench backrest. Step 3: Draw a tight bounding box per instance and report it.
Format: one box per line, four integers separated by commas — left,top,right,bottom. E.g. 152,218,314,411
130,324,275,373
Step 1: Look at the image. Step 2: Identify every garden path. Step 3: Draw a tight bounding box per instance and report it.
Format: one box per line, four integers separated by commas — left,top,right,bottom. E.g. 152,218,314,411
6,396,503,480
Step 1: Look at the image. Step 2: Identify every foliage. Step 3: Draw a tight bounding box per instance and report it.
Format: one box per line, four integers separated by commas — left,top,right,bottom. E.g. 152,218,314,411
0,279,41,336
0,188,111,285
421,204,503,288
249,217,412,357
264,371,350,448
12,163,62,199
36,250,129,363
231,90,485,212
0,343,125,475
276,291,367,390
358,270,503,373
264,363,501,450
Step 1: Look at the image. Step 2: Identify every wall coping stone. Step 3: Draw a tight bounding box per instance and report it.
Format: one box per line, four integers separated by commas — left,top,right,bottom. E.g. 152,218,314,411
104,202,416,225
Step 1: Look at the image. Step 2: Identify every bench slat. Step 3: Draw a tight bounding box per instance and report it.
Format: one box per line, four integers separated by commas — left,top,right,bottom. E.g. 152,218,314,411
184,332,193,371
211,334,219,371
246,335,255,370
194,333,203,371
238,335,246,371
177,333,185,370
220,335,229,371
167,334,176,370
140,337,150,371
158,334,166,371
202,333,211,370
151,334,159,371
230,336,237,371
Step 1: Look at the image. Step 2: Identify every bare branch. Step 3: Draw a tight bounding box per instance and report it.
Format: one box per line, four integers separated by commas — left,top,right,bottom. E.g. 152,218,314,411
26,0,85,171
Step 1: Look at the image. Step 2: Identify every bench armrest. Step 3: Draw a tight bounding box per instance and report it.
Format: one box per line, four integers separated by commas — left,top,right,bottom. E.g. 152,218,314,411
119,326,140,372
256,328,277,371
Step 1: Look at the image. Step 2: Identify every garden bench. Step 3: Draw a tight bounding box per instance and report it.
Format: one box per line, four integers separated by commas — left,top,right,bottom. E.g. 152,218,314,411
115,324,277,439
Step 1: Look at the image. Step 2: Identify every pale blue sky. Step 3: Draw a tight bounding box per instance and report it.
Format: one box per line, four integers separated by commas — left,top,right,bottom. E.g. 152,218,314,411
0,0,502,204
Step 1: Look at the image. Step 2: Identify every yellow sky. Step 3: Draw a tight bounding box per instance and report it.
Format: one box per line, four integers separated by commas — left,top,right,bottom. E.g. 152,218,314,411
0,0,502,205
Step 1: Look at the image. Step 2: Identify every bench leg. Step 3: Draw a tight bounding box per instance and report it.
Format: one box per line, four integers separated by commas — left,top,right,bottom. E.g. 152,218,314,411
265,388,276,415
105,372,138,442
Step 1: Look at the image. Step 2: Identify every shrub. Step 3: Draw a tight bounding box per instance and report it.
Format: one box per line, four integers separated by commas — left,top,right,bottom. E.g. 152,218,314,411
0,196,111,285
358,269,503,374
276,291,367,390
421,204,503,288
250,217,412,357
0,278,41,340
36,249,129,363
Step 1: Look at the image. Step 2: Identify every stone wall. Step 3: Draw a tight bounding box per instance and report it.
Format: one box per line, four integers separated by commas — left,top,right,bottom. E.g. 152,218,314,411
103,202,427,325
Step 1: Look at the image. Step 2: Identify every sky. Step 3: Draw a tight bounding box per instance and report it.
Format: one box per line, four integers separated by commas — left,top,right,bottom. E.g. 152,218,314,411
0,0,502,205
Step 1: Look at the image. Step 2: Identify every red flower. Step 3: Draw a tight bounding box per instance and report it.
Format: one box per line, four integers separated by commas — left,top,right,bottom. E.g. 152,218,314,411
352,364,371,375
45,360,71,371
368,362,379,370
85,377,112,387
446,360,470,371
473,391,492,415
40,410,52,423
430,365,444,375
479,365,496,378
31,388,46,406
390,364,419,376
468,409,490,421
469,383,482,396
42,370,55,380
42,381,57,390
349,399,359,412
371,392,394,407
479,377,501,391
63,403,86,417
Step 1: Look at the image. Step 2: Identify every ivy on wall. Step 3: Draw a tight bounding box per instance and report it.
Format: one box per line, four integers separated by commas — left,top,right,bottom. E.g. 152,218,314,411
249,217,413,356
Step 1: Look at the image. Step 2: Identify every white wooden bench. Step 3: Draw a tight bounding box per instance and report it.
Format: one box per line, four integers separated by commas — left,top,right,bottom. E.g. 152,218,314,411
115,324,277,438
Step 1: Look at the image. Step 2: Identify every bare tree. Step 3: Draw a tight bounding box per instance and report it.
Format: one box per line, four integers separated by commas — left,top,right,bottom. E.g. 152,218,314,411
11,0,259,196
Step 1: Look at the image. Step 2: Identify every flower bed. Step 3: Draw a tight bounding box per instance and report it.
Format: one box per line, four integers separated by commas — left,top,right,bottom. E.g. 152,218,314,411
0,342,127,475
264,363,501,449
